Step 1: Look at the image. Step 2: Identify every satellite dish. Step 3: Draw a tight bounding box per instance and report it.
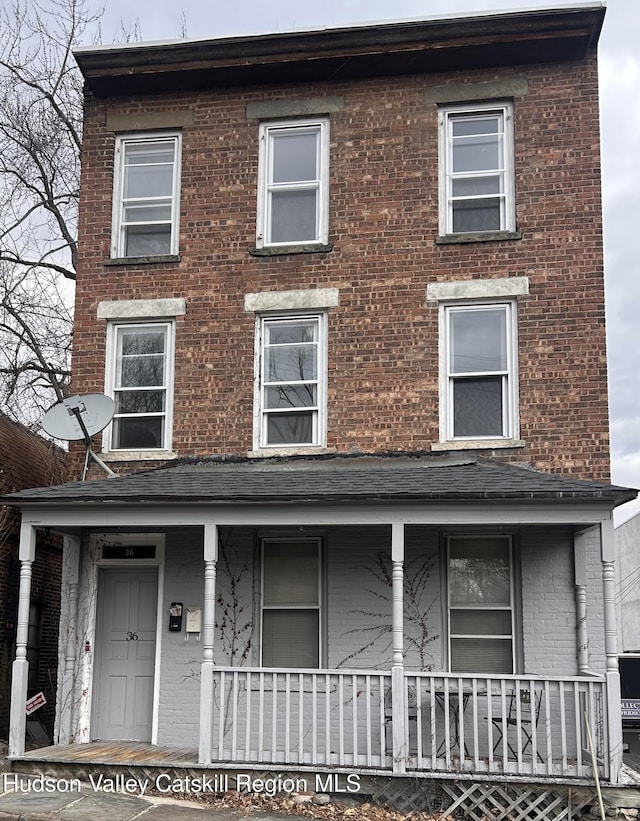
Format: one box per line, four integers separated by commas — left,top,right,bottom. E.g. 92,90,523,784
42,394,118,481
42,394,115,441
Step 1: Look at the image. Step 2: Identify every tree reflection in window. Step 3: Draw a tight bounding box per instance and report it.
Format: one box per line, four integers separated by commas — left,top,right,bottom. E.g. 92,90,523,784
112,324,169,449
262,318,319,445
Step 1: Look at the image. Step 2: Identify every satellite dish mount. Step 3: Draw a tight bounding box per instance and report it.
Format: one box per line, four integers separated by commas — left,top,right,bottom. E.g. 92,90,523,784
42,394,119,481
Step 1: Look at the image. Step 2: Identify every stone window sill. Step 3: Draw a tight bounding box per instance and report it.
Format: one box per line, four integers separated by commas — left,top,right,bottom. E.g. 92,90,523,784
436,231,522,245
99,450,179,462
248,446,336,458
249,244,333,257
104,255,181,266
431,439,525,452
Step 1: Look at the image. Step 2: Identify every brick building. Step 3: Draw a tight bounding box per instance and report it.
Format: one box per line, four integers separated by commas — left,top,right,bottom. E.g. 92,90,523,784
0,414,66,739
5,4,639,817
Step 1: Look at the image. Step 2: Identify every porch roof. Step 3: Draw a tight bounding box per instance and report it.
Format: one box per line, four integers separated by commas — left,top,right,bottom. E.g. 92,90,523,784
2,454,636,508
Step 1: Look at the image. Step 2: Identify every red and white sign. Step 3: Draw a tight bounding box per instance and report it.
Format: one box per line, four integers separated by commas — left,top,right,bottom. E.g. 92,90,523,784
25,691,46,715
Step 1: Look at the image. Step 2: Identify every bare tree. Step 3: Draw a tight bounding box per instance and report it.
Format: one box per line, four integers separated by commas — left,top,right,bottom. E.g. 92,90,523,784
0,0,100,425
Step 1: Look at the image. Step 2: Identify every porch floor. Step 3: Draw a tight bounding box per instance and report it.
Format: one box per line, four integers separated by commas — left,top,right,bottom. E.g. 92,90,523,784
13,741,200,769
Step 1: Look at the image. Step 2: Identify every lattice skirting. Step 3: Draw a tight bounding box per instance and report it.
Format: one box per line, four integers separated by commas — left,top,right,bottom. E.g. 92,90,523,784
439,781,595,821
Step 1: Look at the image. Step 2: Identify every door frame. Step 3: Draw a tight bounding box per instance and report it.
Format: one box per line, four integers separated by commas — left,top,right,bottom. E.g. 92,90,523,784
89,533,165,744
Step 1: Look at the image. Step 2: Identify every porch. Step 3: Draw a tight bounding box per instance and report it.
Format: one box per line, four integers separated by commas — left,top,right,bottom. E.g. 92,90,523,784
4,455,634,788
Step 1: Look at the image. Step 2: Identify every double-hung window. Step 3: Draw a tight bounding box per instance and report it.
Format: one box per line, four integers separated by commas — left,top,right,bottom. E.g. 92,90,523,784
448,536,515,674
257,119,329,248
444,302,517,441
106,322,174,451
112,133,181,257
261,539,321,668
257,314,326,449
439,103,514,235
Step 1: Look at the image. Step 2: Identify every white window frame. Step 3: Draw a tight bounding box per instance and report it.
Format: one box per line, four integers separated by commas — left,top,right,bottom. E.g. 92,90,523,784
438,102,515,236
260,538,322,669
446,535,515,675
256,118,329,248
111,132,181,258
440,301,519,443
104,320,175,452
254,313,328,451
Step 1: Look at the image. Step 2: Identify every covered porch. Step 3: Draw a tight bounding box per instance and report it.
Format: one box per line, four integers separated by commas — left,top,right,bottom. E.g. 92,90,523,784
4,456,633,784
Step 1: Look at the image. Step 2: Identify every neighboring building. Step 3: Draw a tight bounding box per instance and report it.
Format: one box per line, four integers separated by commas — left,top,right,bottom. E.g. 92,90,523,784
0,413,66,739
4,4,639,818
615,513,640,755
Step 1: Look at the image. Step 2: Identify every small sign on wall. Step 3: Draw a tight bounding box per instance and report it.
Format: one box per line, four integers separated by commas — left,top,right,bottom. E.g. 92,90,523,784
25,691,47,715
622,699,640,719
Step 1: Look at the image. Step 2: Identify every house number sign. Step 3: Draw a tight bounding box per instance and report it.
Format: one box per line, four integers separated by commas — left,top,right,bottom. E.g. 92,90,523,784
126,632,139,641
102,545,156,560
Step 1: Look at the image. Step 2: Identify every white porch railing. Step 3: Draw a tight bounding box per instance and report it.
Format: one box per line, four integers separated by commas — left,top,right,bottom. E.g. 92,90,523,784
211,668,391,768
209,668,608,779
403,673,608,779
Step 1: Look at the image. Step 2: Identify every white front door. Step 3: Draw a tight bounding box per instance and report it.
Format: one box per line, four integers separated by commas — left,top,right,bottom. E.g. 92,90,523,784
93,568,158,741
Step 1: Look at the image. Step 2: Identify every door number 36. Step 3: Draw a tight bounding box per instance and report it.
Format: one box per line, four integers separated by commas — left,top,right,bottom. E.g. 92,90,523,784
126,631,139,641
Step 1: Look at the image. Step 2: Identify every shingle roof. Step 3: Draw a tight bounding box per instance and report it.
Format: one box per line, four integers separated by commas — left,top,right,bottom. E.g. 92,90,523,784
2,454,635,508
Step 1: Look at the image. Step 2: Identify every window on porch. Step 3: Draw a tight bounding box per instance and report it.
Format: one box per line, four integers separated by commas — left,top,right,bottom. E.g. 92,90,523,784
261,539,321,668
447,535,515,674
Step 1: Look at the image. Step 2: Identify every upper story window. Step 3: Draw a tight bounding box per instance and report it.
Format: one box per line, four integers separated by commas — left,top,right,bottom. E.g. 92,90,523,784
256,119,329,249
105,321,174,451
439,103,514,236
112,133,181,258
443,302,518,441
256,314,327,450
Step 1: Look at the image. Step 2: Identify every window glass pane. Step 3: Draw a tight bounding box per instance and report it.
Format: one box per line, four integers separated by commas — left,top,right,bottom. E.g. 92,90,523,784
452,176,502,197
125,141,176,166
272,132,317,183
450,609,512,635
266,345,317,383
270,190,317,243
453,377,503,437
121,330,165,357
449,538,511,606
452,134,501,173
263,542,319,606
450,309,507,373
124,225,172,257
452,199,501,232
118,355,165,388
123,204,173,225
124,164,174,199
267,321,317,346
266,411,313,444
113,416,163,449
450,638,512,674
452,116,500,137
262,610,319,668
115,390,165,414
265,384,317,409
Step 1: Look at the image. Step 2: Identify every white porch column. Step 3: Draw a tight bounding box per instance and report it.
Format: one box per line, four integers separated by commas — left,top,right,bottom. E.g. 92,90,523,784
57,535,81,744
601,519,623,783
390,522,406,774
574,530,589,673
9,523,36,757
199,524,218,764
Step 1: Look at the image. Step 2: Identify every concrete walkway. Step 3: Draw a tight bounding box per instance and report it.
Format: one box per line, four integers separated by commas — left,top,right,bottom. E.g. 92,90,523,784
0,775,313,821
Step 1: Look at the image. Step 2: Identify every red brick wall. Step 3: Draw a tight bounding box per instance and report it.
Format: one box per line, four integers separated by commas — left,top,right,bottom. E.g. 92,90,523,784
73,57,609,480
0,416,66,738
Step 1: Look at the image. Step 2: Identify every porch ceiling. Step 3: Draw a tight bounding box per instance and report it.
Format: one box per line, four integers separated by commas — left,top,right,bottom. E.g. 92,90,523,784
2,453,635,509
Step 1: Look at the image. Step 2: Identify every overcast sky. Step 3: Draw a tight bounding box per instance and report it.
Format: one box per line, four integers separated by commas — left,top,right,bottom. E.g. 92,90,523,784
90,0,640,523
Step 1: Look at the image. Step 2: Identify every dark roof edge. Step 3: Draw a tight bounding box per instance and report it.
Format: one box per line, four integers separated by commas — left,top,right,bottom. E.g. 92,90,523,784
73,5,605,85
